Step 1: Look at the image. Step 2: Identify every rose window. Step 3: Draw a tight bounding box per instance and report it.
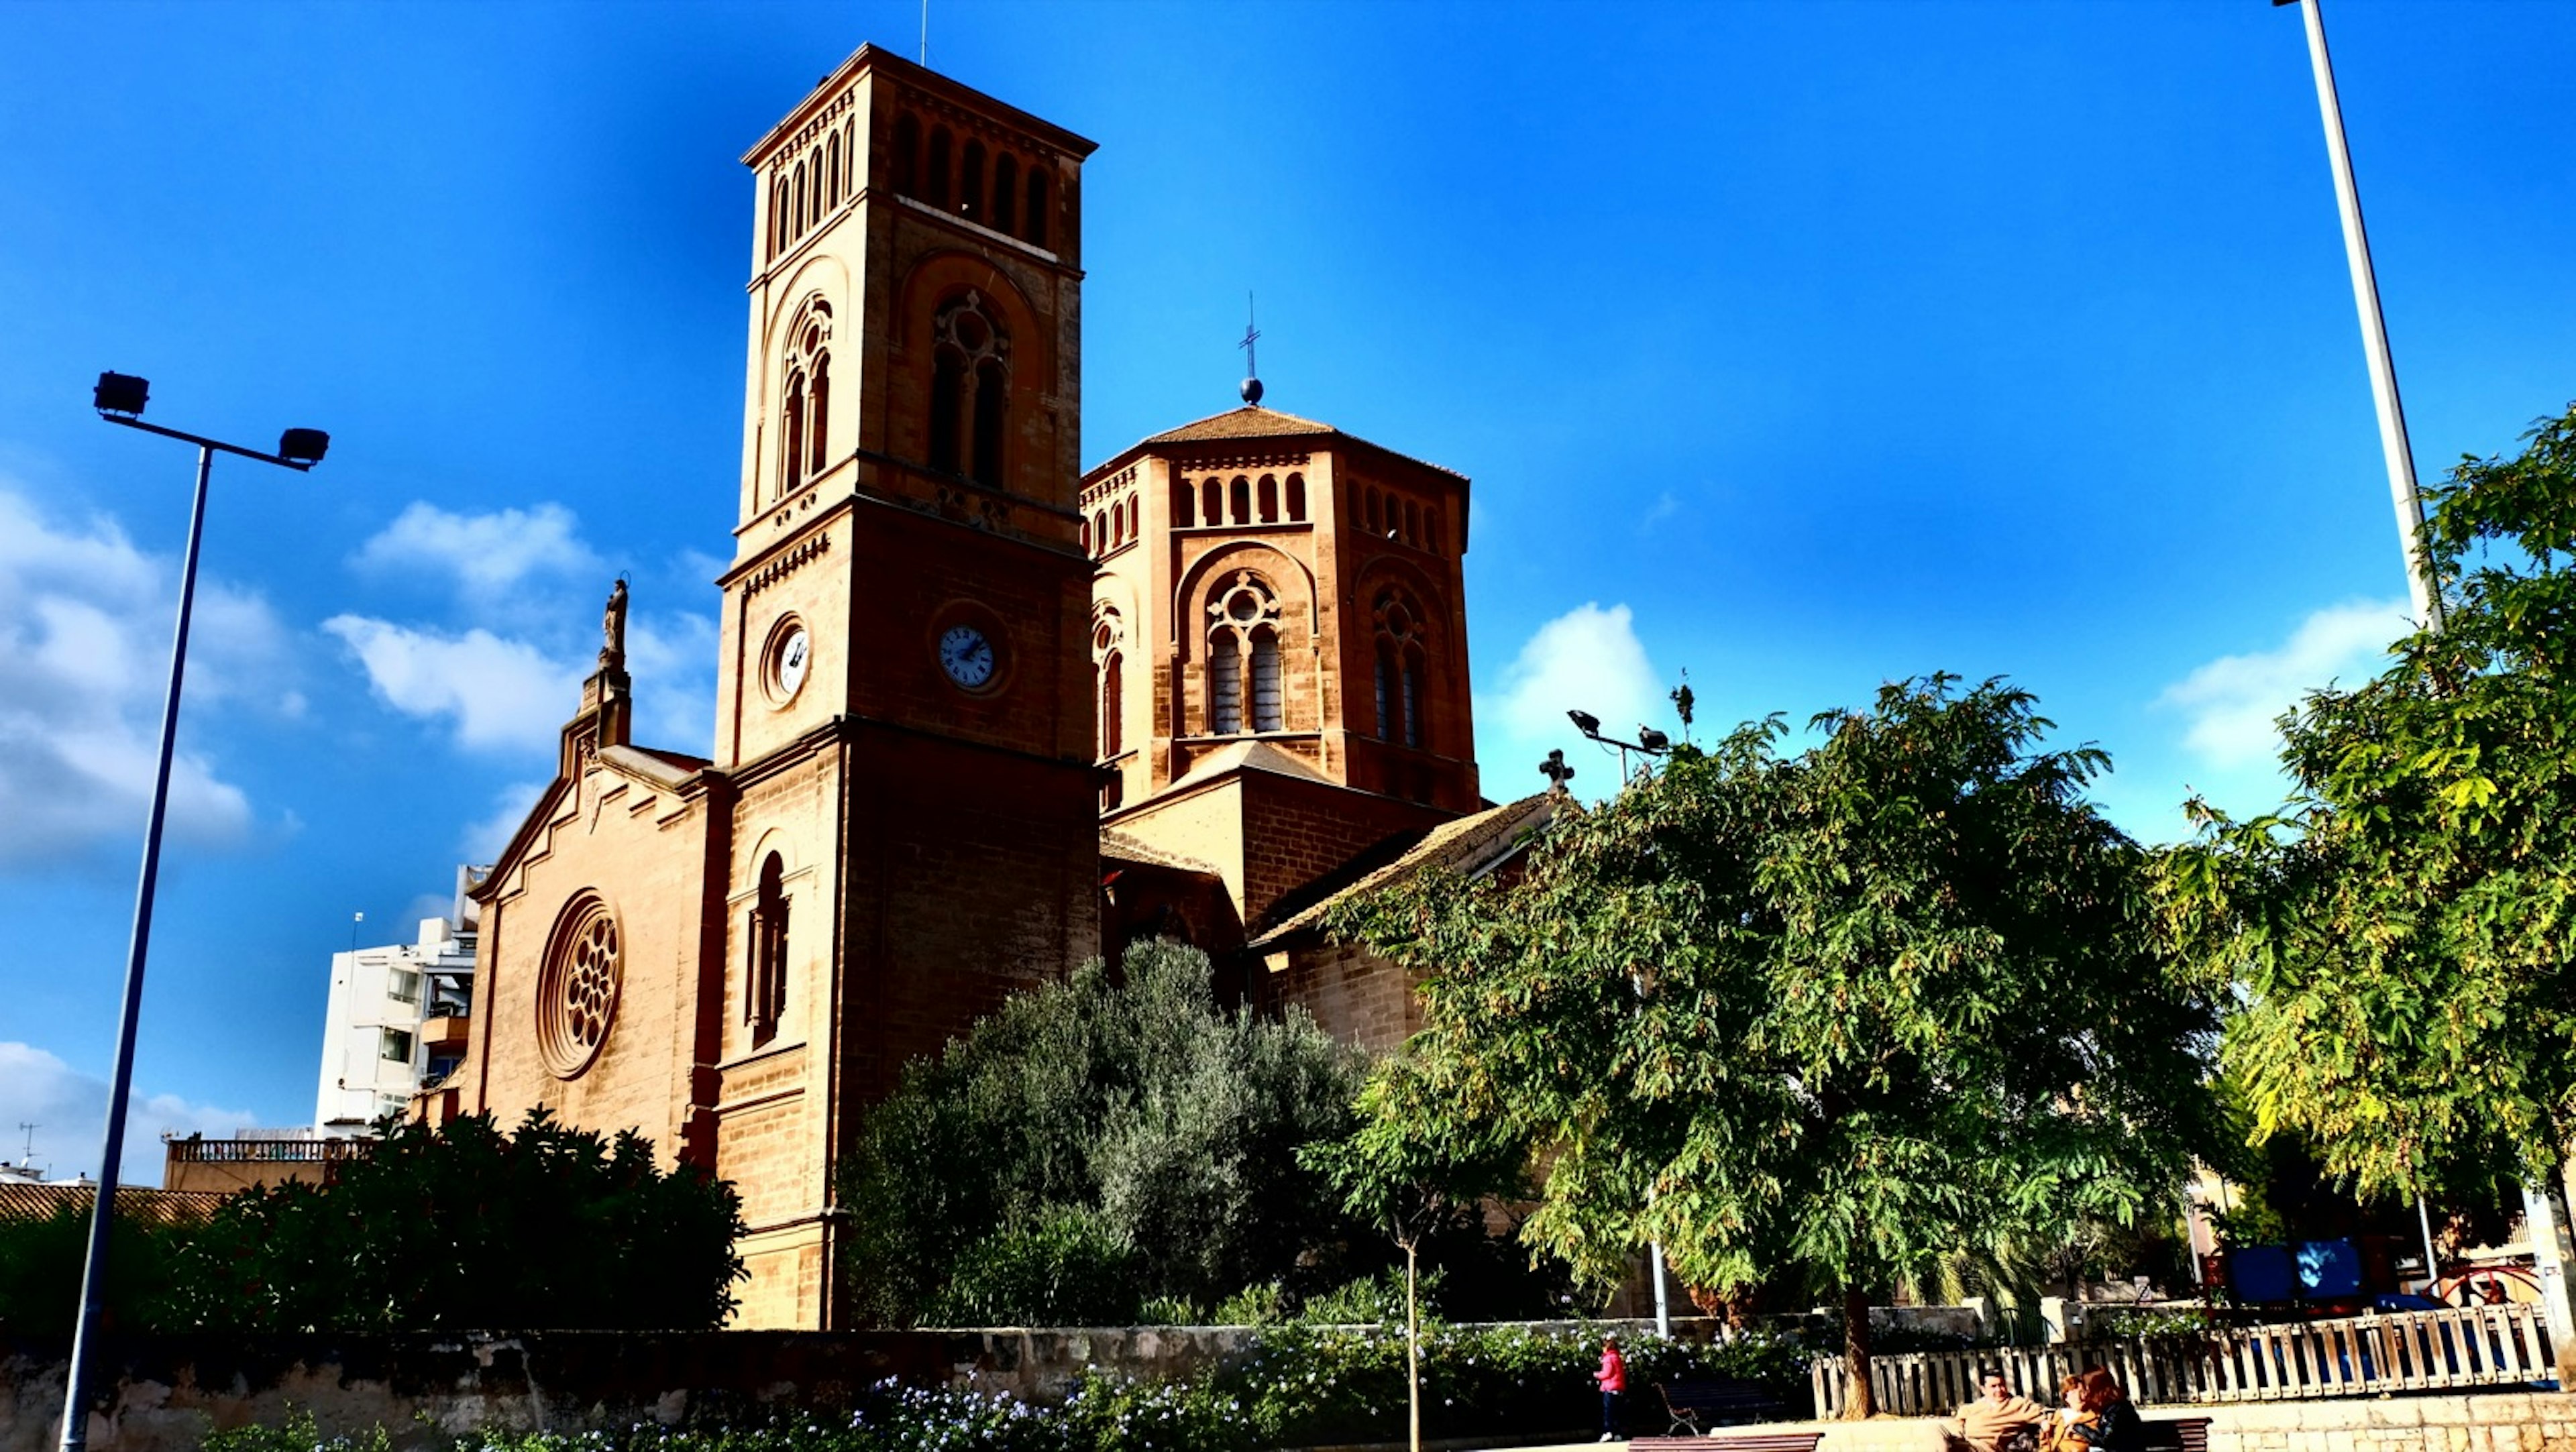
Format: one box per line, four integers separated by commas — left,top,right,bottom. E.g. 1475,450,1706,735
539,895,622,1078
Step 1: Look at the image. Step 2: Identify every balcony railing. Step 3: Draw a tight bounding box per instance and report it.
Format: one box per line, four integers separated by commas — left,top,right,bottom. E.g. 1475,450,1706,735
164,1137,374,1166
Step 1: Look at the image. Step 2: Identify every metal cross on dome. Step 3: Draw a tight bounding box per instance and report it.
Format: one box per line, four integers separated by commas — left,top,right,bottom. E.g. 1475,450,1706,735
1538,749,1576,789
1237,293,1265,405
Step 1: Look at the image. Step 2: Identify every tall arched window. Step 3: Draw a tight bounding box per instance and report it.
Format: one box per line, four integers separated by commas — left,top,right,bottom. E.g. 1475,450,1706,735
781,374,806,495
930,291,1009,484
1204,571,1281,737
994,154,1018,234
1099,651,1124,759
1175,478,1195,528
808,355,830,475
826,133,843,207
1209,630,1242,736
1024,168,1049,247
1124,496,1138,539
1404,500,1421,546
779,306,832,498
792,162,808,239
807,146,824,226
1427,506,1444,554
1365,488,1382,535
1250,629,1282,732
961,139,986,218
1287,473,1307,522
1258,475,1279,523
748,852,789,1048
1372,585,1429,749
1230,476,1251,524
926,126,953,208
841,119,855,196
769,176,788,258
1201,478,1220,526
892,113,920,195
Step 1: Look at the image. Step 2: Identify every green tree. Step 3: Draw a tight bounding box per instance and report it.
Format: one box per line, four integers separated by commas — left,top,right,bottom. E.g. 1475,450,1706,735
172,1110,745,1331
1328,676,2218,1415
0,1197,195,1339
2163,401,2576,1203
839,938,1371,1325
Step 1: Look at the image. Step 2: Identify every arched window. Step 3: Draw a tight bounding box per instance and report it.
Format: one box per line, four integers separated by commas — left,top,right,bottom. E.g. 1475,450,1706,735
1204,571,1281,737
892,113,920,195
1124,496,1138,539
781,372,806,495
1286,473,1307,522
1250,628,1282,732
994,154,1018,234
1079,518,1091,553
972,357,1007,487
748,852,789,1048
1201,478,1220,526
1230,476,1251,525
960,139,986,218
1365,488,1382,535
826,133,843,207
808,146,825,226
1099,651,1123,759
808,355,830,474
926,126,953,208
1427,506,1444,554
841,119,856,197
1209,630,1242,736
1175,479,1195,528
1404,500,1421,546
792,162,808,239
930,291,1009,483
1024,168,1049,247
1372,586,1429,748
769,176,788,258
1094,509,1110,551
1258,475,1279,523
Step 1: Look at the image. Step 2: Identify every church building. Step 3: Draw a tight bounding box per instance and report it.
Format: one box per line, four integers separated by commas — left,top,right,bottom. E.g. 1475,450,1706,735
431,44,1561,1330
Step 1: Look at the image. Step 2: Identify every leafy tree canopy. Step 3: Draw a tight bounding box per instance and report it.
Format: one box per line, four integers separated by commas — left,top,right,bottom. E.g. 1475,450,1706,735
839,940,1372,1326
1326,675,2218,1406
2164,401,2576,1203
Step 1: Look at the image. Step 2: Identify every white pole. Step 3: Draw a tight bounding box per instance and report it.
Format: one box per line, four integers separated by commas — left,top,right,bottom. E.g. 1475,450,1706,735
2292,0,2444,630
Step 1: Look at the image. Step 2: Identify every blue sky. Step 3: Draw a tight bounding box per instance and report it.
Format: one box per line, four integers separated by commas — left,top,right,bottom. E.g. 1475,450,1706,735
1,1,2569,1182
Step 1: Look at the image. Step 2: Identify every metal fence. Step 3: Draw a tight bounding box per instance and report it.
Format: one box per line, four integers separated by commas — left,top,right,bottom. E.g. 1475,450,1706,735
164,1137,372,1165
1810,1302,2555,1418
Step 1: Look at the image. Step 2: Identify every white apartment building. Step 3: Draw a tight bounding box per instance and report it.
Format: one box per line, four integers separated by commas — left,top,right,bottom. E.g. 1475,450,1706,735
314,866,486,1134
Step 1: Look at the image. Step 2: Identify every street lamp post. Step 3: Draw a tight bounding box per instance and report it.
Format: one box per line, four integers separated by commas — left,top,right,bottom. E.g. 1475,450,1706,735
58,374,326,1452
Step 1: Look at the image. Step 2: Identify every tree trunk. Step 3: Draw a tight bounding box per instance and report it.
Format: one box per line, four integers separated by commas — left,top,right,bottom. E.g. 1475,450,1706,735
1405,1239,1421,1452
1842,1282,1876,1420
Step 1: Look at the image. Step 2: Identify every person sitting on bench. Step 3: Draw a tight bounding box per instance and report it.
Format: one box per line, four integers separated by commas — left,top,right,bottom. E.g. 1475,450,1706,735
1959,1366,2049,1452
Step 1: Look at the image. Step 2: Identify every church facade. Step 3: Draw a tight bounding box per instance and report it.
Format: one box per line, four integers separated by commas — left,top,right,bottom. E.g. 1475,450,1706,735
432,45,1555,1330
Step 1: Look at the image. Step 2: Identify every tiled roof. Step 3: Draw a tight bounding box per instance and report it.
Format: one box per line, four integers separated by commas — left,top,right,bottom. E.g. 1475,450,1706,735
1248,789,1570,948
0,1182,227,1225
1091,406,1467,483
1161,739,1338,795
1100,829,1220,877
1141,405,1342,445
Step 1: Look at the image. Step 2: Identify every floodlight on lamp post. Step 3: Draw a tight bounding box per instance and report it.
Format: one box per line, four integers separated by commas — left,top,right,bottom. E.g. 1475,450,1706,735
58,374,325,1452
1566,708,1670,785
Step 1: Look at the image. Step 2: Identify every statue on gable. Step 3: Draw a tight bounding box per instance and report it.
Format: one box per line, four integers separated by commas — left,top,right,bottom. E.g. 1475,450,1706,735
601,577,629,671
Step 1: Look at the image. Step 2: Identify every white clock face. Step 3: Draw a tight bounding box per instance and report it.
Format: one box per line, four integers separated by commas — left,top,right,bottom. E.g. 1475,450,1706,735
938,623,997,690
774,626,810,699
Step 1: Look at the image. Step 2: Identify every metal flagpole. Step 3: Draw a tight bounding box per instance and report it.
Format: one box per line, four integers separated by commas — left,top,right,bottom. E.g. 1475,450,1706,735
2287,0,2443,631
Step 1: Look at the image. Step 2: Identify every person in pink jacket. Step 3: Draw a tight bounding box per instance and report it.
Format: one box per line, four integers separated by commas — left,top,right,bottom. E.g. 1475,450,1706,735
1595,1335,1628,1441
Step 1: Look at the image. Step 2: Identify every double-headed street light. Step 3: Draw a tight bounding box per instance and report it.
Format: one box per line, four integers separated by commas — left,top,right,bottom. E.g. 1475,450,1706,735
59,374,326,1452
1566,708,1670,784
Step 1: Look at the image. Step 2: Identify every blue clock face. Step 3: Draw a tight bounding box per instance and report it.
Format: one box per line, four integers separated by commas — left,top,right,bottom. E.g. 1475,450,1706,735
938,624,997,689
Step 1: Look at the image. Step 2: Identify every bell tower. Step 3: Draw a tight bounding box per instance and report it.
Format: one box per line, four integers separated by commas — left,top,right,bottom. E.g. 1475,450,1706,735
707,46,1101,1327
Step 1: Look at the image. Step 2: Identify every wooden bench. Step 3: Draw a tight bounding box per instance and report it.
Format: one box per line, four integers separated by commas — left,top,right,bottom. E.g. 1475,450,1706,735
1628,1437,1823,1452
2143,1416,2212,1452
1650,1378,1793,1435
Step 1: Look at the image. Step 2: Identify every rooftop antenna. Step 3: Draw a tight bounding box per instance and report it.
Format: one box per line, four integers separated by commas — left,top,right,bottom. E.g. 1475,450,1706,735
1237,292,1263,405
920,0,929,66
16,1123,36,1166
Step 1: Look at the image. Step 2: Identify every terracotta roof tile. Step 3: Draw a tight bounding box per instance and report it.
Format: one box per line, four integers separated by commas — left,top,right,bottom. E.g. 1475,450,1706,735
1248,789,1571,947
1099,829,1220,877
0,1182,226,1225
1091,406,1466,484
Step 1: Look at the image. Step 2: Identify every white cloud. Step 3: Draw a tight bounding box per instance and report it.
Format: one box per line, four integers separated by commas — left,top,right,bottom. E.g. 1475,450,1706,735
0,1041,263,1188
461,779,549,860
2158,598,2410,769
354,502,600,601
1474,602,1670,799
0,486,284,865
323,615,580,752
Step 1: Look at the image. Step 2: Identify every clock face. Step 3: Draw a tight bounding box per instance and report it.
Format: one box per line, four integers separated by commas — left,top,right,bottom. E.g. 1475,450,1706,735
937,623,997,690
765,622,810,704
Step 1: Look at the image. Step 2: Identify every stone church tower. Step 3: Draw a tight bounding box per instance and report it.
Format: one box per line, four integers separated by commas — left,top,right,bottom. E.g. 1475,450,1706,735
440,47,1101,1330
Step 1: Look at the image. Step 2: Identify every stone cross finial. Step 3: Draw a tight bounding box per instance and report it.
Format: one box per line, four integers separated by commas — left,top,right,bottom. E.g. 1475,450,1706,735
1539,748,1575,791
